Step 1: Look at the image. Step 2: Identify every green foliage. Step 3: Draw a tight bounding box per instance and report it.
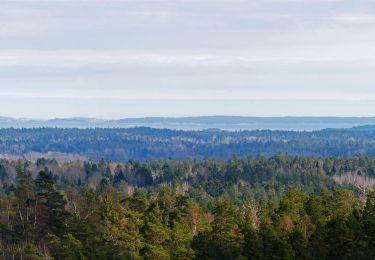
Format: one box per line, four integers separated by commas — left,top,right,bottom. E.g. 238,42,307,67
192,198,244,259
23,243,42,260
36,171,69,236
142,202,171,259
48,233,85,260
363,190,375,258
1,157,375,259
169,221,194,259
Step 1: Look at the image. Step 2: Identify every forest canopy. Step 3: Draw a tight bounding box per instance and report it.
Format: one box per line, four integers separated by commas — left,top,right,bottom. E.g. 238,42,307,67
0,155,375,259
1,126,375,161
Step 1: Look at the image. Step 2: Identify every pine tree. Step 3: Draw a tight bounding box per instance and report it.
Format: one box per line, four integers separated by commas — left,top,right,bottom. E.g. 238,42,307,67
142,202,170,259
243,227,261,260
48,233,85,260
168,221,194,260
100,193,122,252
35,171,69,236
192,198,244,259
23,242,42,260
121,203,144,259
363,190,375,258
14,169,36,240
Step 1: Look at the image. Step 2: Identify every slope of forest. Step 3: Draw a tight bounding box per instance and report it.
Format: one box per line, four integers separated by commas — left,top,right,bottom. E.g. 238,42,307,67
1,155,375,258
2,128,375,259
1,127,375,161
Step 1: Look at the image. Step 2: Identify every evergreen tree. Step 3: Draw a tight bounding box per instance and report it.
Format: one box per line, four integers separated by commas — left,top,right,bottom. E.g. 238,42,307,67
192,198,244,259
48,233,85,260
142,202,170,259
35,171,69,236
363,190,375,258
14,169,36,241
169,221,194,260
23,242,42,260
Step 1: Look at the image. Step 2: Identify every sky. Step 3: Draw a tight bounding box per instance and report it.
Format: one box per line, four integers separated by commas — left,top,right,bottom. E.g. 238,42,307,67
1,0,375,119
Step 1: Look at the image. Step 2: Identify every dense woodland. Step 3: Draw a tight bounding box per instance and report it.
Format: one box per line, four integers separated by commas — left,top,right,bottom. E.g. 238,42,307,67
2,126,375,161
1,155,375,259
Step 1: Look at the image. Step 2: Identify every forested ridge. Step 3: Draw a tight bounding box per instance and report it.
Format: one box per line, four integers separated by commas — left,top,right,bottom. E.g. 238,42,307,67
1,155,375,259
2,126,375,161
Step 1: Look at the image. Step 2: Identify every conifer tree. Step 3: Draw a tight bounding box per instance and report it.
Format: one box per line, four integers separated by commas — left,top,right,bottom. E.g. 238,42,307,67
142,202,170,259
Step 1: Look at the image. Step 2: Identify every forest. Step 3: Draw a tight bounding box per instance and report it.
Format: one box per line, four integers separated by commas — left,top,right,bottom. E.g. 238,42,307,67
3,0,375,258
1,126,375,162
1,154,375,259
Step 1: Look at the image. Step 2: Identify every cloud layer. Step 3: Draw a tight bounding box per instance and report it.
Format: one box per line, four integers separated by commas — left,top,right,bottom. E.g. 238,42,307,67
1,0,375,118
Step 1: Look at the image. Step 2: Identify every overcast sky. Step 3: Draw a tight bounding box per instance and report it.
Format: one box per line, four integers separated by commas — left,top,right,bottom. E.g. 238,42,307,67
1,0,375,118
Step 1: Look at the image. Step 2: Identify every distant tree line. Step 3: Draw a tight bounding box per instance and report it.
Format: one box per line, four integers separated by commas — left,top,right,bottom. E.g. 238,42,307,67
1,127,375,161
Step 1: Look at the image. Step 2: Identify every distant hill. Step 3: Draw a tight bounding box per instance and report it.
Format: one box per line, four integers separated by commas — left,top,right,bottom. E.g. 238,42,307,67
2,116,375,130
349,124,375,131
0,126,375,161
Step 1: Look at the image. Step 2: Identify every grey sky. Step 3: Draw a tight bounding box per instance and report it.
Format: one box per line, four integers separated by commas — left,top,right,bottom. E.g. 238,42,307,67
1,0,375,118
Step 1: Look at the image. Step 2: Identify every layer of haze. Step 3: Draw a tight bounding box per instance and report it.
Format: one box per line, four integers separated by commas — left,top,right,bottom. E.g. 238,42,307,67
1,0,375,119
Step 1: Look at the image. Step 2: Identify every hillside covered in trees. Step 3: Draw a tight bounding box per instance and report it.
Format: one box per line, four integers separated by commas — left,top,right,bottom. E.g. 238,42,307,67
2,126,375,161
1,155,375,258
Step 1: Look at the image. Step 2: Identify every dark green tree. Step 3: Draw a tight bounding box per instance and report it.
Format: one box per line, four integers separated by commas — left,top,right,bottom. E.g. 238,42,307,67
35,171,69,236
142,202,170,259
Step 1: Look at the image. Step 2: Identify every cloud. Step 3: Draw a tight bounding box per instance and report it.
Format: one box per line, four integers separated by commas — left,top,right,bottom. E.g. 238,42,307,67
1,0,375,117
0,46,374,70
332,13,375,25
1,89,375,102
